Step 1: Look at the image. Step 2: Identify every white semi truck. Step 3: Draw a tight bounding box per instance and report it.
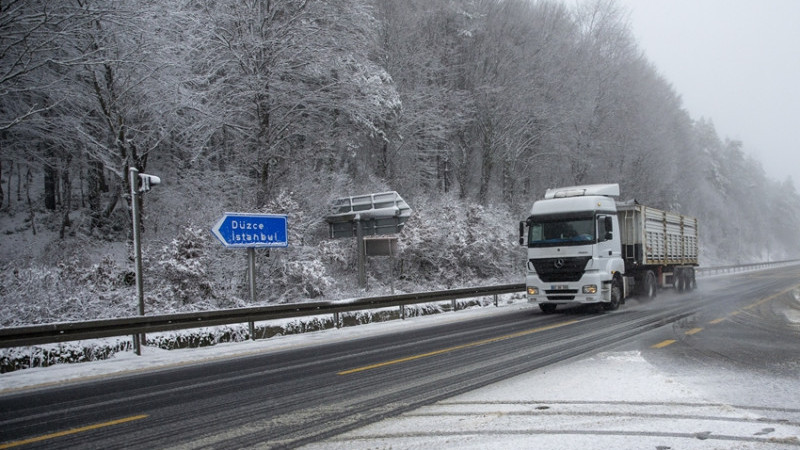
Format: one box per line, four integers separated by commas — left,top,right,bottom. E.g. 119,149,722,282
519,184,699,313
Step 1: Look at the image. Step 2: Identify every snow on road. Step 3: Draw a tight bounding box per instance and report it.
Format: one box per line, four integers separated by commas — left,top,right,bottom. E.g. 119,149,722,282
0,302,529,392
303,350,800,449
2,296,800,449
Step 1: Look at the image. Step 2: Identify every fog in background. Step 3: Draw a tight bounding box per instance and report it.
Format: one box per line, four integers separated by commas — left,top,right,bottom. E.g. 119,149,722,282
618,0,800,182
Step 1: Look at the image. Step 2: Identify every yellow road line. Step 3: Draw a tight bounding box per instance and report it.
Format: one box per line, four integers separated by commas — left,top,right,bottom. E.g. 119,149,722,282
651,339,676,349
338,319,580,375
0,415,148,449
744,285,797,309
655,284,800,349
708,285,797,325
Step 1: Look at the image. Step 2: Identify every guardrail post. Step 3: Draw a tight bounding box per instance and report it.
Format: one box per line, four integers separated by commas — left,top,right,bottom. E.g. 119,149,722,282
451,299,457,311
494,294,498,307
400,305,405,320
249,321,256,340
334,312,340,329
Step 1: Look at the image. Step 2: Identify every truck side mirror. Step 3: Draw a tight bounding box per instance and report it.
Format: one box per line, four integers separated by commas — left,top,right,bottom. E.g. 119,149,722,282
519,221,526,246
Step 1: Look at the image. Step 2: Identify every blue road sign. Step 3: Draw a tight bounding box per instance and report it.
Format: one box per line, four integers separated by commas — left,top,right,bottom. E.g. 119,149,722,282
211,213,288,248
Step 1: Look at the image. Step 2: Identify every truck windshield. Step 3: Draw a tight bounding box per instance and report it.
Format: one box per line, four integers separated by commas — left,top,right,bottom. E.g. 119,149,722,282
527,215,595,247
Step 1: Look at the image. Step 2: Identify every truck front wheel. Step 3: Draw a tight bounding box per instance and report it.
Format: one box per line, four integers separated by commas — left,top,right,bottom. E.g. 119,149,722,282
603,280,621,311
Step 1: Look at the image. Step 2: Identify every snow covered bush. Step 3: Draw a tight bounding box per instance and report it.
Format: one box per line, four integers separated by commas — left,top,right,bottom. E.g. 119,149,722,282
157,226,216,305
0,257,134,326
0,339,132,373
255,190,339,301
148,326,250,350
398,198,520,289
276,259,333,299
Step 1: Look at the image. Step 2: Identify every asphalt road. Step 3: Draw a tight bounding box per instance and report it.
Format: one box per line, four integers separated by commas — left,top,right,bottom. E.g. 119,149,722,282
1,265,798,449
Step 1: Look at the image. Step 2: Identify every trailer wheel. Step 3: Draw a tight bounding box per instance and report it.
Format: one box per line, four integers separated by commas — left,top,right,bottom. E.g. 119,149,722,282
686,268,696,291
643,271,657,298
675,269,685,292
603,280,621,311
539,303,557,314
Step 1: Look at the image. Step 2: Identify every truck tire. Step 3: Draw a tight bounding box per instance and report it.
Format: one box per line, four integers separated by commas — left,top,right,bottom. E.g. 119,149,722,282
643,270,657,298
686,268,696,291
539,303,557,314
603,280,621,311
675,269,685,292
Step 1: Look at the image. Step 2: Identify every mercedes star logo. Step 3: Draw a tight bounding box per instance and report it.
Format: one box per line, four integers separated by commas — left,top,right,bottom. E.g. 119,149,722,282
554,258,565,269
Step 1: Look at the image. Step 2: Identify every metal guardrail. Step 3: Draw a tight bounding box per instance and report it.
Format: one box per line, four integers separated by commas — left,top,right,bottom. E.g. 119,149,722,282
0,283,525,349
2,259,798,350
695,260,798,276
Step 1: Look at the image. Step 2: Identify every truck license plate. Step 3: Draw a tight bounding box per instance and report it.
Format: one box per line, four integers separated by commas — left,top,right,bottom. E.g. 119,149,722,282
551,285,569,290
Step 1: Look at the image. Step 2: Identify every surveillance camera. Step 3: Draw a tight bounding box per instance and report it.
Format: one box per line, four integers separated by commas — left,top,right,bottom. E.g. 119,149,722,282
138,173,161,192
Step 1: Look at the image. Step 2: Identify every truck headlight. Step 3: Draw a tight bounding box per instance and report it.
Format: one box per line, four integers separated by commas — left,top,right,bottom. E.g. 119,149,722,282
582,285,598,294
527,286,539,295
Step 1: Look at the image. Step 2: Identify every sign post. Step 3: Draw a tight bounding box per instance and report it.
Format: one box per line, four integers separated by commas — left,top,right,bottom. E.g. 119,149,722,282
211,212,288,339
128,167,161,356
356,216,366,287
247,247,257,338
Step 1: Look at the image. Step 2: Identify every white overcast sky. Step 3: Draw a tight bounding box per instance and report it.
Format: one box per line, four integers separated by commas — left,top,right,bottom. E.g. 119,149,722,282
614,0,800,183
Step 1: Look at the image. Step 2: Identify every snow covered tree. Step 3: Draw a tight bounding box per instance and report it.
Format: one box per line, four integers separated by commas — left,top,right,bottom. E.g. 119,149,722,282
185,0,399,207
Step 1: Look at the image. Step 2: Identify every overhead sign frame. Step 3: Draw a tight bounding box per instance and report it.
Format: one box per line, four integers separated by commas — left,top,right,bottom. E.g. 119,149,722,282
325,191,412,239
323,191,412,288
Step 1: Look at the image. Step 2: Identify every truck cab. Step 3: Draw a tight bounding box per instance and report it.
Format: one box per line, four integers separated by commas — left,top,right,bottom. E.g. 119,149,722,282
520,184,625,313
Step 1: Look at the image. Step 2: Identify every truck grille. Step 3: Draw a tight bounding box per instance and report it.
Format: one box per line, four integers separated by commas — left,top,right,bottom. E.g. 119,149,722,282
544,289,578,301
530,257,591,283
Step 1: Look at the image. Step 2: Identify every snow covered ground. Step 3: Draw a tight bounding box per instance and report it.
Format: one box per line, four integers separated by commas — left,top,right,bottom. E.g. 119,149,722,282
2,292,800,449
303,349,800,449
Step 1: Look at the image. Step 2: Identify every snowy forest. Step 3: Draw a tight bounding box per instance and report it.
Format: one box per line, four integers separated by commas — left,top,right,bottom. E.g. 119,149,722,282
2,0,800,326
